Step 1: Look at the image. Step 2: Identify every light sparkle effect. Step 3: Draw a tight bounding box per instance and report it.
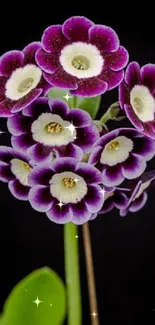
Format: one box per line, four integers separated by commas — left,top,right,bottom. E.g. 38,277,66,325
63,92,72,102
0,130,5,135
65,122,76,136
57,199,64,209
91,311,98,318
99,189,105,197
75,235,79,239
33,297,43,307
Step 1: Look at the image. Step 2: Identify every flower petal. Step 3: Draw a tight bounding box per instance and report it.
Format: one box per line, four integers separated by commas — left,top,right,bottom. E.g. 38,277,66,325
23,42,41,65
0,50,24,77
99,68,124,90
27,143,54,164
75,124,99,152
0,99,15,117
100,199,114,214
8,179,29,200
44,69,78,89
114,192,128,209
122,153,146,179
11,88,42,113
76,162,102,184
124,104,144,131
11,134,35,151
41,25,68,52
125,61,141,87
49,98,69,118
89,25,119,52
7,114,31,136
140,64,155,92
0,163,14,182
104,46,129,71
63,16,94,42
36,48,59,73
28,164,53,186
133,136,155,161
88,146,103,165
71,200,91,225
23,97,49,118
85,184,104,213
119,80,130,108
0,146,14,163
57,143,83,160
69,109,91,127
51,157,77,173
29,185,53,212
102,165,124,187
46,200,72,224
71,78,107,97
129,192,148,212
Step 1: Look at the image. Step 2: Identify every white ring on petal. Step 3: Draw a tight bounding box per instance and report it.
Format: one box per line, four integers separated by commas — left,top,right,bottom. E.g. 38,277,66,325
100,136,133,166
10,158,32,186
31,113,76,146
5,64,42,100
60,42,104,79
130,85,155,122
50,171,87,204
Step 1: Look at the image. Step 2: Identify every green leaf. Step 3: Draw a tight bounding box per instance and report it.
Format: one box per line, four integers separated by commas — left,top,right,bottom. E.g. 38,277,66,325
2,267,66,325
77,96,101,119
48,87,74,108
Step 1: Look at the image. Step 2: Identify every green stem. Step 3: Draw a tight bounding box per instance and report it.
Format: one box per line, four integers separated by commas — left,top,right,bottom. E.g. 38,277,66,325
100,101,120,124
64,223,82,325
73,96,78,108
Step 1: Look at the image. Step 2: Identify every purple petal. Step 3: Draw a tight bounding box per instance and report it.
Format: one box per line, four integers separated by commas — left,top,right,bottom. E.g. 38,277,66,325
23,97,49,118
140,64,155,92
8,179,29,201
85,184,104,213
124,104,144,131
0,50,24,77
133,136,155,161
29,185,53,212
28,164,53,186
0,146,14,163
51,157,77,173
23,42,41,65
11,89,42,113
122,153,146,179
119,80,130,108
46,200,72,224
100,199,114,214
125,61,141,87
89,25,119,52
102,165,124,187
76,162,102,184
71,77,107,97
129,192,148,212
27,143,53,164
0,99,15,117
0,163,14,182
41,25,68,53
99,68,124,90
94,129,119,147
49,98,69,118
36,48,59,73
104,46,129,71
7,114,31,136
38,76,52,95
142,122,155,139
63,16,94,42
90,213,98,220
71,200,91,225
68,108,91,127
75,124,99,152
11,134,35,151
114,192,128,209
0,76,6,102
88,146,103,165
44,69,78,89
57,143,83,160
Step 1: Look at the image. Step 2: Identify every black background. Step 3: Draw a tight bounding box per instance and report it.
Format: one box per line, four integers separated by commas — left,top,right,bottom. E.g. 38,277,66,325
0,2,155,324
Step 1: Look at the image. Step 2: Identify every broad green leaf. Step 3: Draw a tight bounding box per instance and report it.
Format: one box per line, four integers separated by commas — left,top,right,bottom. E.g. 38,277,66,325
2,267,66,325
48,87,74,108
77,96,101,118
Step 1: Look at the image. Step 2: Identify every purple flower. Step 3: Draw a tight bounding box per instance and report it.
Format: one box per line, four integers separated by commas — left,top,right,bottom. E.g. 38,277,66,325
119,61,155,139
120,170,155,216
28,157,104,225
36,16,129,97
8,98,99,164
89,128,155,187
0,42,51,117
0,146,33,200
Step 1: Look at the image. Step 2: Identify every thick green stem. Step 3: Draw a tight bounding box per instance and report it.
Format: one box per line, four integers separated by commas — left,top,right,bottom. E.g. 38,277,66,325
64,223,82,325
73,96,78,108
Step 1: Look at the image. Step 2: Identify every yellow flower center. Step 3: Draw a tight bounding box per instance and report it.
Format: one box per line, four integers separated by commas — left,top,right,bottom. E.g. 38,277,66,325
21,161,32,171
18,77,34,93
45,122,63,134
62,177,76,188
107,140,120,151
72,55,89,70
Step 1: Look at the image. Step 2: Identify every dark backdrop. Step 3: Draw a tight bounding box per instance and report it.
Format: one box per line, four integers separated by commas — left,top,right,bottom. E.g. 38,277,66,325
0,2,155,324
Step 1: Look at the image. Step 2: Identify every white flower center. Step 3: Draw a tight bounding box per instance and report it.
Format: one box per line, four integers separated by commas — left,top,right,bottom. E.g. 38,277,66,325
50,171,87,204
60,42,104,79
5,64,42,100
10,158,32,186
31,113,76,146
100,136,133,166
134,180,151,200
130,85,155,122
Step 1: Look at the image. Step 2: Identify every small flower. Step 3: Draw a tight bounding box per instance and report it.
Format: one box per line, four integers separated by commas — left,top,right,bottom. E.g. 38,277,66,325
0,42,51,117
28,157,104,225
120,170,155,216
89,128,155,187
8,98,99,163
119,61,155,139
0,146,33,200
36,16,128,97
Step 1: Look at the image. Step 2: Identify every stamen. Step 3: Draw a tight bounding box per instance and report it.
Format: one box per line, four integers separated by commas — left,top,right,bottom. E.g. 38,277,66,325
108,140,120,151
45,122,63,134
72,55,89,71
18,77,34,93
62,177,76,188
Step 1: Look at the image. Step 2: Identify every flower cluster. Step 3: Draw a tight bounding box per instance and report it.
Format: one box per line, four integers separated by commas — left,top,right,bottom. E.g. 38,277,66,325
0,15,155,224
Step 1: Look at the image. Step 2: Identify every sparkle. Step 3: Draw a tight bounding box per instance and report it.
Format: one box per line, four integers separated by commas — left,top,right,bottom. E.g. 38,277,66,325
65,123,76,136
57,200,64,209
63,92,72,102
74,178,79,183
50,304,53,307
33,297,43,307
0,130,5,135
99,189,105,197
91,311,98,318
75,235,79,239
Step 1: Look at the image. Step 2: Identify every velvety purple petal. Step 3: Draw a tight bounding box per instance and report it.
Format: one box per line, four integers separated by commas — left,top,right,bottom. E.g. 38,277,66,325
142,122,155,139
23,97,49,118
76,162,102,184
49,98,69,118
41,25,68,53
85,184,104,213
125,61,141,87
46,200,72,224
0,51,24,77
90,213,98,220
63,16,94,42
94,129,119,147
0,146,14,163
102,165,124,187
11,89,42,113
29,185,53,212
23,42,41,65
7,114,31,136
124,104,144,131
44,69,78,89
133,136,155,161
0,163,14,182
100,199,114,214
141,170,155,183
75,123,99,152
0,99,15,117
0,76,7,102
68,108,91,127
122,153,146,179
8,179,29,201
129,192,148,213
71,200,91,225
99,68,124,90
36,48,59,73
51,157,77,173
27,143,54,164
119,80,130,108
140,64,155,92
114,192,128,209
28,164,53,186
88,146,103,165
104,46,129,71
89,25,119,52
38,76,52,95
11,134,35,151
57,143,83,160
71,78,107,97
